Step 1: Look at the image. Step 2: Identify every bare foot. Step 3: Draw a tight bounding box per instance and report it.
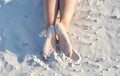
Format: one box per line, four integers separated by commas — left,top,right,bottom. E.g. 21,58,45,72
55,23,81,61
42,25,56,60
55,23,73,57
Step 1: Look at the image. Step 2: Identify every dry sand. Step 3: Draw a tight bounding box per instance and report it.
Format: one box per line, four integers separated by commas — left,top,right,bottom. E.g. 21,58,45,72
0,0,120,76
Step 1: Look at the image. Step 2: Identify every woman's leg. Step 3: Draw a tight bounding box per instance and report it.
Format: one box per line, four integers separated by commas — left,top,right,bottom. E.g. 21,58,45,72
55,0,76,58
59,0,76,31
44,0,59,29
43,0,59,60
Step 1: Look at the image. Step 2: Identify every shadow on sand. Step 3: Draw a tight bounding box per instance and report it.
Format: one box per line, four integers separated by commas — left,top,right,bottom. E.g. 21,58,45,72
0,0,45,63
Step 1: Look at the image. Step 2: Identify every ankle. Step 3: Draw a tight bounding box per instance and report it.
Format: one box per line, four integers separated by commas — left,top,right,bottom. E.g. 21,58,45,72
46,25,54,33
59,23,69,32
46,25,55,37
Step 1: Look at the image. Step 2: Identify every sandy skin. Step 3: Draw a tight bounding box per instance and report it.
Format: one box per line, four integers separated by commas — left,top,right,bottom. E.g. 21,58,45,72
42,23,80,61
55,23,80,61
42,25,56,60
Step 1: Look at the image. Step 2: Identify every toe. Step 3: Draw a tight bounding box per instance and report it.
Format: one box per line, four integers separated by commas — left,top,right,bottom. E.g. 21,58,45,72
43,54,48,60
70,49,81,61
43,53,50,60
68,51,73,58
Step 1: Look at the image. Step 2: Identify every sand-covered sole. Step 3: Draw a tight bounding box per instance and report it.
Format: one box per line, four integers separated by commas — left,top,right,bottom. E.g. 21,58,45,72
42,25,56,60
55,23,81,61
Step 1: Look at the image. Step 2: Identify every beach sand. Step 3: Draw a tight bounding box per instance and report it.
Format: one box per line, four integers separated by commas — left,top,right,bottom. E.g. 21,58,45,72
0,0,120,76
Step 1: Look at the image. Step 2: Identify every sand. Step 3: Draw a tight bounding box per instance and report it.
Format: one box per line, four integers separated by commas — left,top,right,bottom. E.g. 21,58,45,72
0,0,120,76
